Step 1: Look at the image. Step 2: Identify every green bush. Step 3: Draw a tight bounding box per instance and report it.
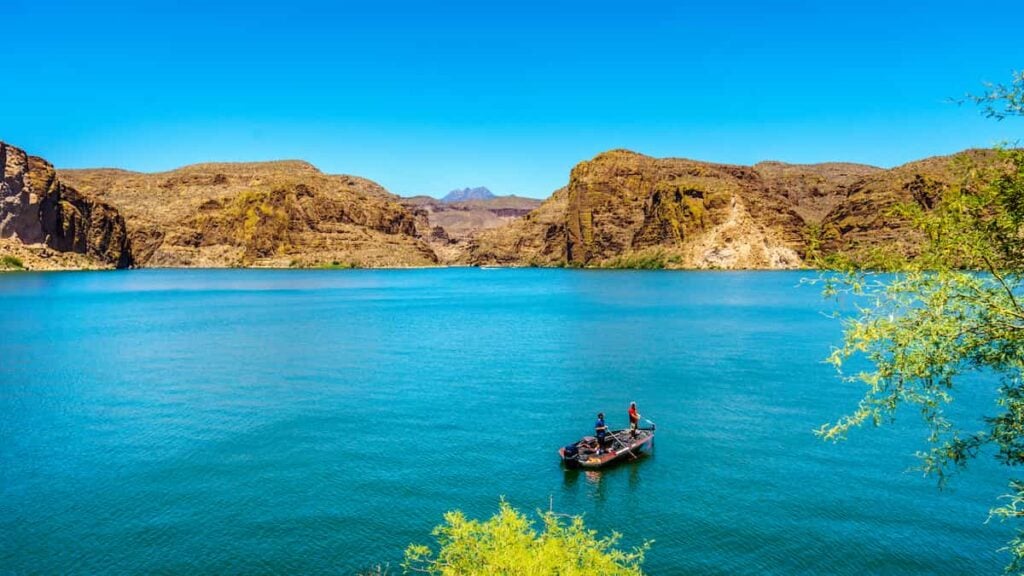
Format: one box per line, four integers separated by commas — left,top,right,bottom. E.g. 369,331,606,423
1,255,25,270
403,501,650,575
319,260,357,269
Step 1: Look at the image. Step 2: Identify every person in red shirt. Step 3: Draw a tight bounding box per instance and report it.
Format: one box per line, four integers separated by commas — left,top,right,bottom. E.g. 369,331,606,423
628,402,641,438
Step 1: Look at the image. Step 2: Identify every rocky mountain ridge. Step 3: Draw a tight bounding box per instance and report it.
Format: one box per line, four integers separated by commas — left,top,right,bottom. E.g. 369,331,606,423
58,158,436,268
469,148,998,268
1,140,998,271
441,186,495,203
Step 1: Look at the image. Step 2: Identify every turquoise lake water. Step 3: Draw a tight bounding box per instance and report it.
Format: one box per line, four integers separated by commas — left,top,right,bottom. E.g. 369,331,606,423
0,269,1013,574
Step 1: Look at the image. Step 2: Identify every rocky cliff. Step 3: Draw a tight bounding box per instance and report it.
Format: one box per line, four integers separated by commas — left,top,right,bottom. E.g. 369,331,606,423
472,150,804,268
468,188,570,266
59,160,437,268
816,151,999,262
1,141,132,269
470,148,994,269
3,141,999,271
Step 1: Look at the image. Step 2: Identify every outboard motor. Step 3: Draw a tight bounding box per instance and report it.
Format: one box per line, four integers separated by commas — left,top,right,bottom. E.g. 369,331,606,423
562,443,579,459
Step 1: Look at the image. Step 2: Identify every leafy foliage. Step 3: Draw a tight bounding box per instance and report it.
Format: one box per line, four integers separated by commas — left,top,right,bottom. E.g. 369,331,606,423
966,70,1024,121
1,255,26,270
818,73,1024,572
402,501,650,575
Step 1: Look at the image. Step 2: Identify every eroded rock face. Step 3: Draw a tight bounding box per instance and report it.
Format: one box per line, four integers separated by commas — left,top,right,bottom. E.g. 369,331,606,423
472,150,805,268
59,160,437,268
563,151,782,265
471,148,996,269
1,142,132,268
816,152,996,261
1,145,44,243
469,188,569,266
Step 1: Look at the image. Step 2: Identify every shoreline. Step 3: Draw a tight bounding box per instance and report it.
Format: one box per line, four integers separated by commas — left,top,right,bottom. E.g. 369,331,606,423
0,264,823,273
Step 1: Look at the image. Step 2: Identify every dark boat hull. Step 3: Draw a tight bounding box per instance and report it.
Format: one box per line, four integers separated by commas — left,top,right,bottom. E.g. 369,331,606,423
559,427,654,469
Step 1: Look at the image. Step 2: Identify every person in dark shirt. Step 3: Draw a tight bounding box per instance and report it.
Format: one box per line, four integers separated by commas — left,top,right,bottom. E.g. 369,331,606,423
595,412,608,452
628,402,641,438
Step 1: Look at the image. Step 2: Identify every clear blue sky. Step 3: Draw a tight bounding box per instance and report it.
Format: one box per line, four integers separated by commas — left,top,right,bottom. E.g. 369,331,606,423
3,1,1022,198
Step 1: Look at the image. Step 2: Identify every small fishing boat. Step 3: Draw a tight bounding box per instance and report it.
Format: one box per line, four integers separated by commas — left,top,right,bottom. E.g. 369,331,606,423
559,426,655,469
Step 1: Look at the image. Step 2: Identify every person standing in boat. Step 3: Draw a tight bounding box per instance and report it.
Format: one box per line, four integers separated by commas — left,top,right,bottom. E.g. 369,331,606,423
628,402,641,438
595,412,608,452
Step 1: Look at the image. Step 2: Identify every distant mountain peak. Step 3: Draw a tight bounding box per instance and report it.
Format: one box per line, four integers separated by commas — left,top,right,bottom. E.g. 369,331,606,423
442,186,494,203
